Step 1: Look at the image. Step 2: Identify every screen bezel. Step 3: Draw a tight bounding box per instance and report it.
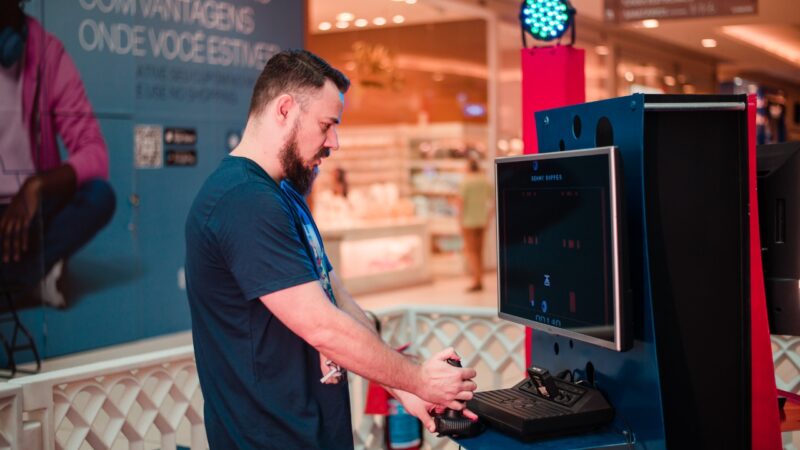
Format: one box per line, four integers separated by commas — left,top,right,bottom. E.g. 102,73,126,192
495,146,627,351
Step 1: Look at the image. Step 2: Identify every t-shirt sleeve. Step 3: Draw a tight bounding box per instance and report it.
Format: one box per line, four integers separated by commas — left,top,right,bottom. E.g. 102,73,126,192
211,183,317,301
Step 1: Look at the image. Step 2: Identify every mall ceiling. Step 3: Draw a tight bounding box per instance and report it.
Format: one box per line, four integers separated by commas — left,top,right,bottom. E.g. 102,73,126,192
310,0,800,85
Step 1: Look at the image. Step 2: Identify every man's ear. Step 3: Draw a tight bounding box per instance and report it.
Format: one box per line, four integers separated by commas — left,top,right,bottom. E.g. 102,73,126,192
273,94,295,125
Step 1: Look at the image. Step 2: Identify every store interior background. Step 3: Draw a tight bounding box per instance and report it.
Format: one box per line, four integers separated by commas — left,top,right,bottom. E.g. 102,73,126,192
304,0,800,296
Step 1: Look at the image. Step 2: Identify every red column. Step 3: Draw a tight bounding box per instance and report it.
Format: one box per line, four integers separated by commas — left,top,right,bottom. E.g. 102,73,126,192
747,93,782,449
521,45,585,367
521,46,586,155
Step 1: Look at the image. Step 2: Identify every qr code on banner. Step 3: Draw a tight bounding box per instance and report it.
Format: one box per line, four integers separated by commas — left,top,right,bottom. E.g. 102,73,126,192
134,125,163,169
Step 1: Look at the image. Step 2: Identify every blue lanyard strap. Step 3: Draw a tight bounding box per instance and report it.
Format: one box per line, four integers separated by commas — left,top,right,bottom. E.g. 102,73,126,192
288,195,336,306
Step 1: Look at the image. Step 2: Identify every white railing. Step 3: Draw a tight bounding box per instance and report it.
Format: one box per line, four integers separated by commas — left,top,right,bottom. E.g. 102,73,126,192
773,335,800,450
5,306,525,450
9,346,204,450
0,383,23,450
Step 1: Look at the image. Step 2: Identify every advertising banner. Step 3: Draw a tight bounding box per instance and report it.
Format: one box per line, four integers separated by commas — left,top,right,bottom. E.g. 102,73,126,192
0,0,304,364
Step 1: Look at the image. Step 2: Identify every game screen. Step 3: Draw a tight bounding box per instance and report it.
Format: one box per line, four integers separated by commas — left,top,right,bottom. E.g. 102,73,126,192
496,148,621,345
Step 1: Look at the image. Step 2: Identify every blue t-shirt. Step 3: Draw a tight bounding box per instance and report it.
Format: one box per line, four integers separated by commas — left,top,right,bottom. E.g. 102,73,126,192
185,156,353,450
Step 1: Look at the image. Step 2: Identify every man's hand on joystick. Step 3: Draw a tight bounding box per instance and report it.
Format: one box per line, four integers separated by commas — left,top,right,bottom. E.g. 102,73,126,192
430,358,484,438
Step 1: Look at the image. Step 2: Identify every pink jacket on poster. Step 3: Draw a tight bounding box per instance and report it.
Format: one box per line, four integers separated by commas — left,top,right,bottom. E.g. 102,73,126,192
21,17,108,185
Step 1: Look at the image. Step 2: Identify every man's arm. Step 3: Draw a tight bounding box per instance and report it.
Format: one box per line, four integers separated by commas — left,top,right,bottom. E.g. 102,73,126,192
260,281,476,408
329,270,377,334
328,270,479,430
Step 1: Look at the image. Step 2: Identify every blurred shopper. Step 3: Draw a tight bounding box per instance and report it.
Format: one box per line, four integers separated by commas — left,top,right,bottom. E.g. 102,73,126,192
0,1,115,308
459,159,493,292
185,50,478,450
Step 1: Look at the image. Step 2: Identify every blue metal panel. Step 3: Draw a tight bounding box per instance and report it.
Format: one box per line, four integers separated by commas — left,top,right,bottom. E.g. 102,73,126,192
528,94,667,448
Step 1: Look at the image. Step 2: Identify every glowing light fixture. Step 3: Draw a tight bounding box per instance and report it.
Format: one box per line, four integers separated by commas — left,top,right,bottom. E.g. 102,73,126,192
336,21,349,29
701,38,717,48
336,12,355,22
642,19,659,28
405,0,418,4
519,0,576,46
373,17,387,26
318,22,332,31
393,15,405,24
354,18,368,27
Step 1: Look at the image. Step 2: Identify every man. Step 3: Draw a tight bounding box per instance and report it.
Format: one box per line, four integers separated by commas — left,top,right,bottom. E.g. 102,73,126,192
0,1,115,308
185,50,478,449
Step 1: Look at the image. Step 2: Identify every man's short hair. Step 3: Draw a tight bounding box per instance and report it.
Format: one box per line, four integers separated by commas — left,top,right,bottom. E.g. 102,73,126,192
249,49,350,117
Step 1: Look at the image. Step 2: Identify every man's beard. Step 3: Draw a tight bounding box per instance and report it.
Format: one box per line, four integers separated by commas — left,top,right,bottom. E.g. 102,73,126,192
279,127,329,196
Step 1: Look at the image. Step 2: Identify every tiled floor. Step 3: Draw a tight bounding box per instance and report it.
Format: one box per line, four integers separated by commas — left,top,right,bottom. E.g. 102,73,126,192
22,272,498,373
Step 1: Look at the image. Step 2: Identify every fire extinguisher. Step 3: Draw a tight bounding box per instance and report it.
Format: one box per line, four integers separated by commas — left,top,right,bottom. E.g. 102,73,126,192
385,397,423,450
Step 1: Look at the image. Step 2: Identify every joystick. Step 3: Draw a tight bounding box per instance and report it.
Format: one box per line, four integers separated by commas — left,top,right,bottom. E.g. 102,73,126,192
432,358,485,438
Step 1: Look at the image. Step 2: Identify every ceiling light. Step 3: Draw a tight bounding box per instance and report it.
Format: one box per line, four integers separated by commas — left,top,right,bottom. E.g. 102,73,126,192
701,38,717,48
336,12,355,22
373,17,387,26
519,0,576,42
405,0,418,4
354,18,368,27
318,22,332,31
393,15,405,24
595,45,609,56
642,19,659,28
336,21,349,29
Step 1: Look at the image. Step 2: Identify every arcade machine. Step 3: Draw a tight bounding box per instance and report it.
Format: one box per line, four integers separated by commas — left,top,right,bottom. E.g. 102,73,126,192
456,93,782,449
430,1,781,448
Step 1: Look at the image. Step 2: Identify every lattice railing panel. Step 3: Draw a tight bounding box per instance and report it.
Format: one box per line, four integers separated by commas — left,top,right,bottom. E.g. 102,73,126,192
773,335,800,450
49,362,204,450
0,384,22,450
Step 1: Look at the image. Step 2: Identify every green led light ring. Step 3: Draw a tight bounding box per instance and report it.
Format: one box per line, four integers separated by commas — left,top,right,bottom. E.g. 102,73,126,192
519,0,575,42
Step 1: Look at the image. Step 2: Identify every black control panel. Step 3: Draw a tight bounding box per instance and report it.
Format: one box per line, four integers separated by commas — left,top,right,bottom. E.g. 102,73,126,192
467,367,614,441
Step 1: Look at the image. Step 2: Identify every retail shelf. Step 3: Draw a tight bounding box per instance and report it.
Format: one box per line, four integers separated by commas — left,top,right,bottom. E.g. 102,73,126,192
411,189,459,196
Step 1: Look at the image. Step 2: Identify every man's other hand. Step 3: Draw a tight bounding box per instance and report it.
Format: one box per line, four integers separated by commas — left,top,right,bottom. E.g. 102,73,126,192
0,176,41,263
319,353,344,385
416,347,477,408
393,389,479,433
